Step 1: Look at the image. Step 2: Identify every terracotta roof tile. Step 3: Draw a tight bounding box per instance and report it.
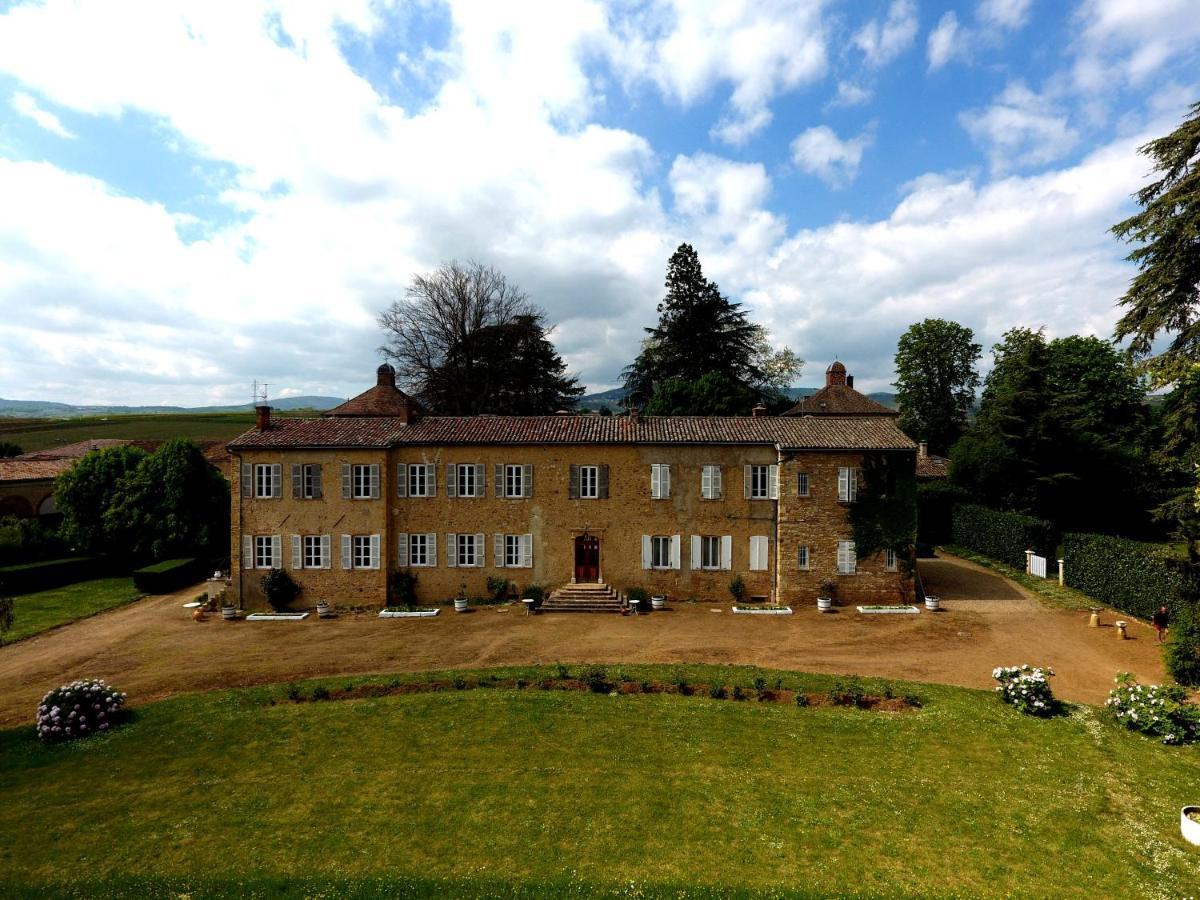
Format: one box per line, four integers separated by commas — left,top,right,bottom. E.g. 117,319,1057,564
325,384,422,418
782,384,897,417
0,459,70,482
916,453,950,478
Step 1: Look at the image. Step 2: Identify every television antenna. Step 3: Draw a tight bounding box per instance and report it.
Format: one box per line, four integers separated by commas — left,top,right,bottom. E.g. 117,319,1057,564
251,380,270,406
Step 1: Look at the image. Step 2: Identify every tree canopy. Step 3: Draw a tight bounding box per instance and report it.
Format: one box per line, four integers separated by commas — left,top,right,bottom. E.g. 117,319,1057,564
893,318,981,454
55,444,147,556
378,260,583,414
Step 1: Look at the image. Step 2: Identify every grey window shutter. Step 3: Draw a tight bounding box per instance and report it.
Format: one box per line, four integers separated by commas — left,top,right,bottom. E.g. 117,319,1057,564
599,464,609,499
396,533,409,567
744,465,752,499
521,533,532,567
690,535,702,570
340,534,352,570
523,463,533,497
312,464,323,499
271,464,282,498
427,463,437,497
341,464,352,499
291,464,303,499
369,464,380,499
447,533,458,568
494,533,505,568
569,464,580,499
241,462,253,498
474,533,484,566
291,534,302,569
713,466,722,499
495,464,504,497
369,534,380,570
271,535,282,569
427,533,437,567
447,463,457,498
641,535,652,569
242,535,253,568
396,463,408,498
475,464,485,497
321,534,331,569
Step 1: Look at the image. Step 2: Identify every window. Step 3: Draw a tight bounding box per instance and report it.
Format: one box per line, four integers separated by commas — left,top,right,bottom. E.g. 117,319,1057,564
700,536,720,569
884,548,897,572
340,534,379,570
410,533,430,567
453,533,482,567
450,463,484,498
254,535,274,569
650,464,671,499
352,535,373,569
838,467,859,503
493,533,532,568
504,464,530,498
837,540,857,574
409,464,428,497
797,472,810,497
650,535,672,569
351,464,375,499
797,545,810,570
303,536,323,569
254,464,277,499
398,463,436,498
701,465,722,499
745,464,778,500
749,535,769,571
579,465,599,499
303,465,321,499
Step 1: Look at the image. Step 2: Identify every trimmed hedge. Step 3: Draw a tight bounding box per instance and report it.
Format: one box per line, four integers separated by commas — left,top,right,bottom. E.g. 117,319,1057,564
951,504,1056,570
132,558,205,594
1063,533,1186,620
0,556,105,594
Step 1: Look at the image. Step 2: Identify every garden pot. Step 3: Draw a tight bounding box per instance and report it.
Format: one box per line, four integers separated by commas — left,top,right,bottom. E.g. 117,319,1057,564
221,606,238,621
924,596,941,611
817,597,832,612
316,601,333,619
454,598,469,613
651,595,666,611
1182,807,1200,846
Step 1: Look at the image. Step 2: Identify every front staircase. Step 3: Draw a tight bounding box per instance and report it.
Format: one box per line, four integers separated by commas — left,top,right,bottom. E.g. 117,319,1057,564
539,582,623,613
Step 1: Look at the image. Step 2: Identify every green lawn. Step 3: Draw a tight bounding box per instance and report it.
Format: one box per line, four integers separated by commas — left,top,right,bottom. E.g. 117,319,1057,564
1,664,1197,898
4,576,143,642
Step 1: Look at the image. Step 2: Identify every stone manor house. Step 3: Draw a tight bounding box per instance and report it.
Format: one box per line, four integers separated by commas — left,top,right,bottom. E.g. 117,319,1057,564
227,362,916,609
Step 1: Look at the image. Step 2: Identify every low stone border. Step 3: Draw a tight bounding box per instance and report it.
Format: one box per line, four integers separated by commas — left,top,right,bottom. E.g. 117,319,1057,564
857,605,920,615
379,608,439,618
245,612,309,621
732,606,793,615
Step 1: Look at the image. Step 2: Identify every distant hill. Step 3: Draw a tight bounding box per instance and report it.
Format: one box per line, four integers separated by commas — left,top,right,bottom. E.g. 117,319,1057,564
0,396,344,418
577,386,897,412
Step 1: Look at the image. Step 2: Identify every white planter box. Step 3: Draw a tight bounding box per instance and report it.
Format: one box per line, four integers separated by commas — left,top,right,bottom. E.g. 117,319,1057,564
651,596,666,610
924,596,941,611
1183,807,1200,846
732,606,793,615
379,609,439,618
246,612,309,621
856,605,920,615
817,597,832,612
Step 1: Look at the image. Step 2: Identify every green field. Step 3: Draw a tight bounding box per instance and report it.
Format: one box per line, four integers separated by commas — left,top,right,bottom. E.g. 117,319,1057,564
4,576,142,643
1,664,1197,898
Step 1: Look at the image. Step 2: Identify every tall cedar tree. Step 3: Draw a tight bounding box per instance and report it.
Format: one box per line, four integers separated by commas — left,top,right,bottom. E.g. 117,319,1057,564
622,244,767,407
378,260,583,414
893,318,981,454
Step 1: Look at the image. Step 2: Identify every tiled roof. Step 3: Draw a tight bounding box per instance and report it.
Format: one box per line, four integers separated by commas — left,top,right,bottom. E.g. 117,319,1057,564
228,414,916,451
0,459,69,482
782,384,897,417
917,453,950,478
18,439,134,460
325,384,421,418
0,438,231,482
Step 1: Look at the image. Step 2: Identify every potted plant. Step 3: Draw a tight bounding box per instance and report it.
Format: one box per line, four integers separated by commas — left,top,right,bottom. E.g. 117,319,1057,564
221,600,238,621
924,595,941,611
651,594,666,611
818,578,836,612
454,581,469,613
1183,806,1200,846
316,600,333,618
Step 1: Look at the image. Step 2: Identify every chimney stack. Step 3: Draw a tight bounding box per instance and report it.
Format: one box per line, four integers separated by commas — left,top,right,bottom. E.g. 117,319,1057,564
255,404,272,430
846,375,854,388
751,404,767,418
629,407,641,424
918,441,928,458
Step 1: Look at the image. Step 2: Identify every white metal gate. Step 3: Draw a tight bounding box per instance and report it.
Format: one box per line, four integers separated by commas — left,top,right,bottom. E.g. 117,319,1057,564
1030,554,1048,578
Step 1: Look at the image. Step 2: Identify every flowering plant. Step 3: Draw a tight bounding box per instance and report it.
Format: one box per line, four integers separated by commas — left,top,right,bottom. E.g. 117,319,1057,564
36,678,126,743
993,665,1055,716
1105,672,1199,746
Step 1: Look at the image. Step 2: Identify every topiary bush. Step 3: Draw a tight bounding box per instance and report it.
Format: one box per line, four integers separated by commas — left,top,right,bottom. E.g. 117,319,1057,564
952,504,1056,570
1062,533,1185,620
36,678,126,742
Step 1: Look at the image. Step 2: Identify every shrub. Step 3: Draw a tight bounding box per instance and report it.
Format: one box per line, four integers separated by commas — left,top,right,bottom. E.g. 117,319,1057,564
1062,533,1186,620
390,570,418,609
259,568,301,611
993,665,1056,716
515,678,528,690
485,576,511,604
753,676,766,695
626,587,648,611
286,682,301,701
311,686,330,701
673,674,692,696
133,557,204,594
1105,673,1200,745
731,685,746,701
728,574,745,603
794,692,810,707
916,481,969,547
521,584,545,609
902,693,923,708
708,684,727,699
1165,604,1200,687
453,674,467,690
582,666,610,693
952,504,1056,570
0,556,105,594
555,662,570,679
640,681,653,693
36,678,126,742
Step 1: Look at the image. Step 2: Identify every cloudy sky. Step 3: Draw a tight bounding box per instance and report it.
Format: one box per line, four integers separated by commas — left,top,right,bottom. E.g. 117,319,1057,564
0,0,1197,405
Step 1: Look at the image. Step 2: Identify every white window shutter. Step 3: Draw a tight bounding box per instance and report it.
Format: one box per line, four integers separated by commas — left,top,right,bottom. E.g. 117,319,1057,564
494,464,504,497
650,465,660,498
271,535,281,569
341,534,352,570
427,463,437,497
396,533,409,567
750,536,768,571
641,535,652,570
396,463,408,497
743,465,752,499
690,535,702,570
291,535,302,569
701,466,711,499
427,533,437,567
670,534,681,570
242,535,253,568
850,467,859,502
522,463,533,497
713,466,722,498
475,464,485,497
721,535,732,571
663,465,671,498
521,533,532,568
749,536,758,571
447,533,457,568
321,534,331,569
494,533,505,568
342,464,352,499
447,463,457,498
369,534,380,570
291,464,303,499
768,465,779,500
241,462,253,498
369,464,380,499
473,533,484,566
271,464,282,498
838,467,849,502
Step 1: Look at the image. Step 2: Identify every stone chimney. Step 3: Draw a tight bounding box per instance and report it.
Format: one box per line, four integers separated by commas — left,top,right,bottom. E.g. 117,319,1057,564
255,404,272,430
918,441,928,458
846,374,854,388
629,407,641,424
751,404,767,418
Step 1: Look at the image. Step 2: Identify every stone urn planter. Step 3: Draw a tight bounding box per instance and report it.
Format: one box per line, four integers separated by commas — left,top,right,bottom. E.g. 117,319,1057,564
221,605,238,621
650,595,666,611
817,596,833,613
1182,807,1200,847
316,600,333,619
454,597,470,613
924,596,941,611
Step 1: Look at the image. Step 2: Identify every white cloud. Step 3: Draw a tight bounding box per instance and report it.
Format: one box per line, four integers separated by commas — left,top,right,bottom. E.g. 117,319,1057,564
960,82,1079,172
853,0,919,68
828,81,872,108
927,11,967,71
790,125,873,187
10,90,74,138
978,0,1033,30
1073,0,1200,91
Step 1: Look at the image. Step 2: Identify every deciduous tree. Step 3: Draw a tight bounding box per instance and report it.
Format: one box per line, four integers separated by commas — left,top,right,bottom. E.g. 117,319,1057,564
54,444,147,556
893,318,981,454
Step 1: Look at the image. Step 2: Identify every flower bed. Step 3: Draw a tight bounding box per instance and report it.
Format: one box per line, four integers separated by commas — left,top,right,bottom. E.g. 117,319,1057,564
245,612,309,621
856,605,920,614
1105,673,1200,745
732,605,793,615
36,678,126,742
379,607,439,618
993,665,1055,716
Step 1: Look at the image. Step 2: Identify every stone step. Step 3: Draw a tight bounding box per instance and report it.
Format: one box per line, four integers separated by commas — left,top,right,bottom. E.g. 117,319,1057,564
541,582,624,613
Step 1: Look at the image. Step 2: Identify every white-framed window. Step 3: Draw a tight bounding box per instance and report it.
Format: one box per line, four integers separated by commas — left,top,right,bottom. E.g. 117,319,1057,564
838,467,859,503
700,535,721,569
579,465,599,499
650,535,672,569
884,548,897,572
254,464,280,499
493,533,532,568
503,464,532,498
254,535,275,569
749,535,769,571
352,464,374,499
448,532,484,568
399,463,436,498
837,540,857,574
797,472,810,497
505,534,521,567
745,464,779,500
303,535,323,569
410,533,431,567
302,465,321,499
690,534,731,570
340,534,379,570
353,535,373,568
449,463,485,498
797,545,810,570
650,464,671,499
701,465,722,499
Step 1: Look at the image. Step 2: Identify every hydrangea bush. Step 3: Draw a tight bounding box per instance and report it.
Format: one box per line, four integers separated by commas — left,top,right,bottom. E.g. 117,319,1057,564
1105,673,1200,746
993,665,1055,716
36,678,126,743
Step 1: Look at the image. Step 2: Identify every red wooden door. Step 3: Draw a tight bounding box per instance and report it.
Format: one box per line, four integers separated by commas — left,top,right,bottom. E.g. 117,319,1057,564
574,536,599,582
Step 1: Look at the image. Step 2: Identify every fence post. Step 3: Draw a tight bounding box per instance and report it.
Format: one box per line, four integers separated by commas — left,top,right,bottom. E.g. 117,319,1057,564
1057,559,1065,587
1025,549,1033,575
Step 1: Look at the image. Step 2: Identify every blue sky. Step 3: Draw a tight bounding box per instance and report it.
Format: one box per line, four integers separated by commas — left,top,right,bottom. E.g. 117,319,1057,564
0,0,1197,405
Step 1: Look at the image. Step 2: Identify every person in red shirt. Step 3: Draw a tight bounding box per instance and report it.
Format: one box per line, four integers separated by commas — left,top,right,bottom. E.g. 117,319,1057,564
1151,605,1171,644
